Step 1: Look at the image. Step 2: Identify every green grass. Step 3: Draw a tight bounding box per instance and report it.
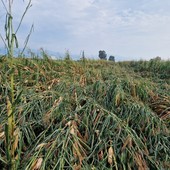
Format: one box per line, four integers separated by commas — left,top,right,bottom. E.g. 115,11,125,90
0,55,170,169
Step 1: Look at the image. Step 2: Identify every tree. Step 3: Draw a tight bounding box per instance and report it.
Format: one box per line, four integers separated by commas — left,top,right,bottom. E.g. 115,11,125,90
99,50,107,60
80,50,86,61
64,50,71,60
109,55,115,62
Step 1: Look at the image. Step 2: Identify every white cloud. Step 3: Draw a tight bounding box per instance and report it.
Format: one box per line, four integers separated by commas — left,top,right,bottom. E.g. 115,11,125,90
1,0,170,60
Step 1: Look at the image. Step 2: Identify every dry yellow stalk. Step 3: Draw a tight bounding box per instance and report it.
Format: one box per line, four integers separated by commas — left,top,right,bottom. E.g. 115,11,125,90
131,84,136,97
115,93,121,106
7,97,13,136
35,143,47,151
79,75,86,87
73,88,78,102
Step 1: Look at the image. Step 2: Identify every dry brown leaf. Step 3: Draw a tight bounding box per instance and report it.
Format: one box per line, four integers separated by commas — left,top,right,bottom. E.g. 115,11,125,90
42,110,51,126
72,142,85,166
73,163,81,170
83,129,88,142
108,146,114,165
31,158,43,170
47,78,60,89
48,85,51,90
53,96,63,107
75,113,81,124
98,150,104,160
42,97,63,126
70,121,78,135
77,131,84,141
121,135,132,152
13,128,20,152
134,152,148,170
73,142,78,159
0,131,5,139
70,126,76,135
94,113,101,125
95,130,100,137
65,120,72,127
161,111,170,119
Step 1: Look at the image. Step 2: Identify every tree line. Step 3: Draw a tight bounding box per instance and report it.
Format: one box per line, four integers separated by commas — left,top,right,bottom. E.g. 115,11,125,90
99,50,115,62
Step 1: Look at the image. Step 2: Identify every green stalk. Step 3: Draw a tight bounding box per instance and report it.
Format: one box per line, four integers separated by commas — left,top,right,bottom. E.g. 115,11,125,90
1,0,32,168
5,2,16,169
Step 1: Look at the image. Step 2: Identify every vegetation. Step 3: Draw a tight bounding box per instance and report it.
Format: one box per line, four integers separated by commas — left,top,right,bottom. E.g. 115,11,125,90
108,56,115,62
0,55,169,170
0,1,169,170
119,58,170,83
0,0,32,169
99,50,107,60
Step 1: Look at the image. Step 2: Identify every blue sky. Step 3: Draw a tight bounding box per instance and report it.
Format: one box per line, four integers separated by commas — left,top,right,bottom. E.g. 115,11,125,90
1,0,170,60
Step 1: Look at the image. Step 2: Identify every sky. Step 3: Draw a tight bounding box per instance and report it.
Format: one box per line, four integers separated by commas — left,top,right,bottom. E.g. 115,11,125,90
0,0,170,60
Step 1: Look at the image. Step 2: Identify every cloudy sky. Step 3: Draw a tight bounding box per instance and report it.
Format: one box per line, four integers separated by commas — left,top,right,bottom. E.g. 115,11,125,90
1,0,170,60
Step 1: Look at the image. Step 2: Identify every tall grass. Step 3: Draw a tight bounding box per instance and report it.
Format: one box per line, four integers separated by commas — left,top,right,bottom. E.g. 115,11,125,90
119,59,170,83
0,55,169,169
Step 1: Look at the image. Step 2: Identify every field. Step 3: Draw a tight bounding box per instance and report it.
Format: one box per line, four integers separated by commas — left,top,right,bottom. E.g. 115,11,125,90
0,55,170,169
